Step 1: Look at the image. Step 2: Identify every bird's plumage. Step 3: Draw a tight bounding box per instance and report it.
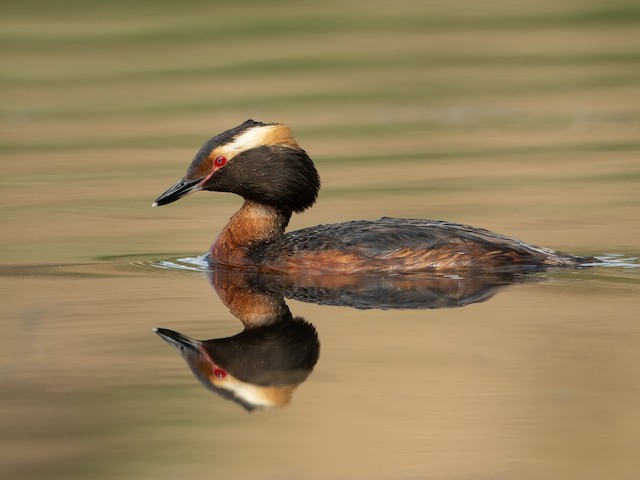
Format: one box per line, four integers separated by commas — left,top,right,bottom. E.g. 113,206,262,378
154,120,597,274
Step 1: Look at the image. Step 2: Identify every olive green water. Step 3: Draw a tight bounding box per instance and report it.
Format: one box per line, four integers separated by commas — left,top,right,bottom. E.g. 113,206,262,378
2,1,640,479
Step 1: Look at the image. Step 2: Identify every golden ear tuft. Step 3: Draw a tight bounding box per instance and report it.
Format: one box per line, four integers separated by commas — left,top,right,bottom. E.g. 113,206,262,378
262,124,299,149
215,123,299,160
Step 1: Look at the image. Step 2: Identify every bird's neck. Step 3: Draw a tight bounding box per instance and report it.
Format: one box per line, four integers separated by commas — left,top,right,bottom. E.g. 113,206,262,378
208,267,291,329
210,200,290,266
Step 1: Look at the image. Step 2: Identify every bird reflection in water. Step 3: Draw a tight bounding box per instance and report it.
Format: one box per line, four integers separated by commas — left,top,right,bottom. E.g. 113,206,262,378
155,267,531,411
155,267,320,412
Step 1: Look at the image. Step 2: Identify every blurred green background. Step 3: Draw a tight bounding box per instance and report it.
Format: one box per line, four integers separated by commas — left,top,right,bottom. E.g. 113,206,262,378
2,0,639,264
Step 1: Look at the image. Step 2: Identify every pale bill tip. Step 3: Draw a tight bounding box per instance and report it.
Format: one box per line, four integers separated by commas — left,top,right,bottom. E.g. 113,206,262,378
151,201,158,208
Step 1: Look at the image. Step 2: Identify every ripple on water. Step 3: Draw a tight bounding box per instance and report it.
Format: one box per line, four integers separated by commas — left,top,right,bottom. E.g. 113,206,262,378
1,252,637,281
590,253,640,269
98,253,211,275
154,255,211,272
541,253,640,287
146,252,640,274
0,254,211,278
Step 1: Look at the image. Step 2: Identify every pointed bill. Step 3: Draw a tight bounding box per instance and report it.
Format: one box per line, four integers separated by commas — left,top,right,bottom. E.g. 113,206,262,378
152,178,202,207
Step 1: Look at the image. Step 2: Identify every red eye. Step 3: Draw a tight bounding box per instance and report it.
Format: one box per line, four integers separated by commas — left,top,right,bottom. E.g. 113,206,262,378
214,156,227,167
213,368,227,379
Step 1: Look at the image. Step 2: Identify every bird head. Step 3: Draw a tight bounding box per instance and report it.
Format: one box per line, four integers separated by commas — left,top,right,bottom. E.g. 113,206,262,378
153,120,320,214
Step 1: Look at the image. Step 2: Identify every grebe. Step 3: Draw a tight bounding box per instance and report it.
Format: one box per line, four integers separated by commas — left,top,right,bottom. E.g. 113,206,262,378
154,267,320,411
153,120,596,274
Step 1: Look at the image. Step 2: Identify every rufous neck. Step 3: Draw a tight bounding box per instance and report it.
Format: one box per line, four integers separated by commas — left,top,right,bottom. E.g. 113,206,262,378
210,200,290,265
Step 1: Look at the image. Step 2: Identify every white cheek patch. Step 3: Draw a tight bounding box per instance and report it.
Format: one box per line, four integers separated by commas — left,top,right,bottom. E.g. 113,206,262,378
227,125,278,153
220,124,293,159
215,376,291,409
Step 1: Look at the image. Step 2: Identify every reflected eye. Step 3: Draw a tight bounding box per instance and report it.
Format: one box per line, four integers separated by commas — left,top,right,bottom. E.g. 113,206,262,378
213,368,227,379
214,156,227,167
